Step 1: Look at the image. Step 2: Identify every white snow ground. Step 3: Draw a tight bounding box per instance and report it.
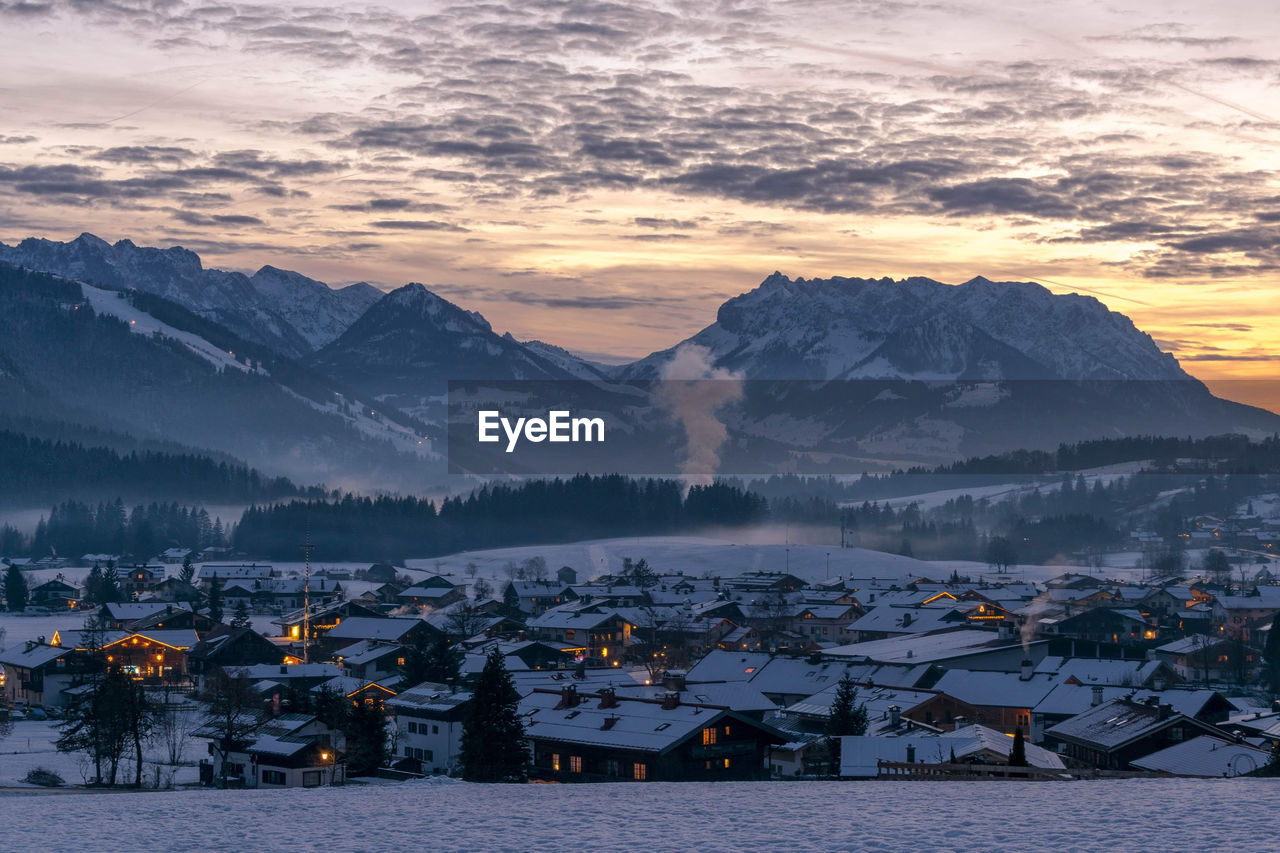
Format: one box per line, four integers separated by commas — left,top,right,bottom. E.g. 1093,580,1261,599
0,778,1274,852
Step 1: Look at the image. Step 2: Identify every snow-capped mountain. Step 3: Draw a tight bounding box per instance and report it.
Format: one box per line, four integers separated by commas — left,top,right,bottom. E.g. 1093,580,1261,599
0,234,378,357
248,265,382,350
305,283,585,419
622,273,1188,382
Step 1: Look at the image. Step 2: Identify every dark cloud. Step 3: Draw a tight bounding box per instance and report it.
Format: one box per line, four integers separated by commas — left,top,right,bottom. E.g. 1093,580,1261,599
369,219,469,231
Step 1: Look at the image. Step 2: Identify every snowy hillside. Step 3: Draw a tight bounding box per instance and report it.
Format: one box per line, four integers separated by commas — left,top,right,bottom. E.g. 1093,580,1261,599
0,778,1269,852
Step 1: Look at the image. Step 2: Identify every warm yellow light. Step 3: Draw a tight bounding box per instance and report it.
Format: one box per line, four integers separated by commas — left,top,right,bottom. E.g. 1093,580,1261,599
321,752,330,761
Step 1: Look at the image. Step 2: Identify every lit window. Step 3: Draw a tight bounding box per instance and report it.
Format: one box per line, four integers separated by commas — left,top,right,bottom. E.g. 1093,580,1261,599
633,763,647,781
703,727,718,745
570,756,582,773
552,753,561,771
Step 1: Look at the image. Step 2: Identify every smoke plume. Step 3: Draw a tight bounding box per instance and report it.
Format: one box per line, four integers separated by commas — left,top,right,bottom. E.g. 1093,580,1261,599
656,344,744,488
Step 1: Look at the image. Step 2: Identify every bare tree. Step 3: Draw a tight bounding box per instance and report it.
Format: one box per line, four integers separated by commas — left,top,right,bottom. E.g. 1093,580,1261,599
200,670,264,788
445,603,493,639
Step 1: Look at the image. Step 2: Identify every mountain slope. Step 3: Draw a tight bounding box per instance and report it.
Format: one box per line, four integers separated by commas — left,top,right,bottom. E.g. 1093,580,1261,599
306,283,586,418
0,263,439,491
0,234,379,356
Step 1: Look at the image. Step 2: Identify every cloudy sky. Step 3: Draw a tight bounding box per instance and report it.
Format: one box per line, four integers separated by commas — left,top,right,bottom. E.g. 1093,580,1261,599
1,0,1277,398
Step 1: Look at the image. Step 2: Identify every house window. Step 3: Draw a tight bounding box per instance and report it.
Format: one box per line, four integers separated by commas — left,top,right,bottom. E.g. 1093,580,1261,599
565,629,576,640
432,724,439,734
302,771,322,788
606,760,620,776
570,755,582,773
397,657,406,667
407,722,417,734
262,769,286,786
633,763,647,781
552,753,561,771
703,727,718,745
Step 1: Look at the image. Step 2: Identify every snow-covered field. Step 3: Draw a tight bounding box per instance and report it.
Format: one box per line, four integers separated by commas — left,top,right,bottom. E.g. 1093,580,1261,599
0,778,1274,852
405,535,928,587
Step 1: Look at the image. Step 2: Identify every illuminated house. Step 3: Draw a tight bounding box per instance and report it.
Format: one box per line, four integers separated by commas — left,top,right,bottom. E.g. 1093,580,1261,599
98,629,198,682
187,625,286,691
1045,696,1225,770
0,641,98,707
28,578,80,610
521,685,786,782
272,599,384,646
526,609,633,664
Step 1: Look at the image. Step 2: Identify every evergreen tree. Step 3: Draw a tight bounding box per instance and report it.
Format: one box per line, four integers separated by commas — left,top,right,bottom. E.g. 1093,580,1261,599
4,563,28,612
207,576,224,622
230,599,251,629
502,581,522,617
98,566,122,604
1010,726,1028,767
401,634,462,687
823,672,868,774
84,563,104,605
460,648,529,781
178,555,195,586
345,697,389,777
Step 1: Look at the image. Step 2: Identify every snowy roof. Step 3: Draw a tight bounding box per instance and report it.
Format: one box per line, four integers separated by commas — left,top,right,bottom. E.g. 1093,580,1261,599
786,683,936,721
1034,656,1166,686
618,682,776,714
0,642,70,669
101,601,186,620
527,609,625,630
324,617,421,642
387,682,474,713
399,585,456,598
929,670,1058,709
230,662,342,681
824,629,1022,664
1046,698,1212,750
839,725,1064,777
104,628,199,649
335,640,403,666
53,629,129,650
519,689,785,754
1131,735,1270,777
1156,635,1231,655
844,604,968,634
685,650,772,683
509,669,640,695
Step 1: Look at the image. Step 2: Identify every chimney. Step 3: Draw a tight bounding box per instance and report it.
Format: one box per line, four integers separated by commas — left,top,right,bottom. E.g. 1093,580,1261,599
601,715,619,731
1019,659,1034,681
889,705,901,728
1091,686,1104,707
598,687,619,710
953,716,967,729
1158,702,1173,721
901,612,912,627
660,691,680,711
557,684,580,709
661,670,687,692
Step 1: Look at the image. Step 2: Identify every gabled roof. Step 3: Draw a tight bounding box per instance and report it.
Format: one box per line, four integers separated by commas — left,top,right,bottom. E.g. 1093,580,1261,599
103,629,199,650
387,681,473,713
1046,698,1219,751
0,642,69,669
685,650,772,683
825,628,1025,664
1131,735,1269,777
527,609,627,631
519,689,785,754
323,617,421,642
929,669,1058,709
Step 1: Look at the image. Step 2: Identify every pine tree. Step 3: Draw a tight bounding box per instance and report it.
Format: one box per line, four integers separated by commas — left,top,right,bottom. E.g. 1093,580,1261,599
178,555,195,586
84,563,104,605
4,563,28,612
207,576,224,622
502,581,521,617
823,672,868,774
460,648,529,781
230,600,251,629
1010,726,1028,767
99,566,122,604
345,697,389,777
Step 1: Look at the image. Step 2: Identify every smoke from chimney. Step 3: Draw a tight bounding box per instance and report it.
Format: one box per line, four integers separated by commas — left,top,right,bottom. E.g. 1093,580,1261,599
655,344,743,489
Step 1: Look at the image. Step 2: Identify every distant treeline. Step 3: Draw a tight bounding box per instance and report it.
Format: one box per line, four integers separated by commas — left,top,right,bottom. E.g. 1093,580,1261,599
2,499,229,559
234,475,768,561
0,430,327,504
743,433,1280,504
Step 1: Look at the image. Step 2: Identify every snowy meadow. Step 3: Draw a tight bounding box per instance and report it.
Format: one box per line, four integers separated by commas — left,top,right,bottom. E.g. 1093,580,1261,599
1,778,1276,852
